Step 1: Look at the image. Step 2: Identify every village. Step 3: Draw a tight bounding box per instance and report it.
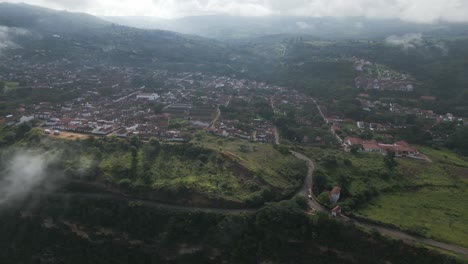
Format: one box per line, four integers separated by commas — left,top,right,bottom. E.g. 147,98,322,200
2,65,283,143
2,53,467,160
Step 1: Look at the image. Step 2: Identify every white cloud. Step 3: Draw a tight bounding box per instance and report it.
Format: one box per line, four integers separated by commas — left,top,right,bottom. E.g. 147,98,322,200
0,26,29,54
296,21,315,30
2,0,468,22
385,33,424,49
0,150,56,206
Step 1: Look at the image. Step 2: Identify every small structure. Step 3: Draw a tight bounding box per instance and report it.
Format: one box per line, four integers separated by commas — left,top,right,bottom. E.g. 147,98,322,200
329,186,341,204
331,206,342,217
136,93,160,101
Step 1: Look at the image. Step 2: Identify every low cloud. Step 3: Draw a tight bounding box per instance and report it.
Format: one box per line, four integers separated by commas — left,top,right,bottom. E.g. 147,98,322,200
385,33,450,55
3,0,468,22
296,21,315,30
385,33,423,50
0,149,58,206
0,26,29,54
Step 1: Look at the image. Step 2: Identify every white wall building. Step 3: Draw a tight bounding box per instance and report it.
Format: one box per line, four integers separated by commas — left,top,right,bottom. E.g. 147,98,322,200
137,93,160,101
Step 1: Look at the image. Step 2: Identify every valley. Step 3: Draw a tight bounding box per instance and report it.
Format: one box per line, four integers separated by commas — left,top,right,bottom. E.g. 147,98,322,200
1,2,468,263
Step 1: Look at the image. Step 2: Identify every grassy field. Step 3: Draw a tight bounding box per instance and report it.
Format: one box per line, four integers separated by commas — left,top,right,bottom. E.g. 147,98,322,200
297,145,468,247
353,147,468,248
3,82,19,92
194,133,306,189
356,187,468,248
298,146,401,206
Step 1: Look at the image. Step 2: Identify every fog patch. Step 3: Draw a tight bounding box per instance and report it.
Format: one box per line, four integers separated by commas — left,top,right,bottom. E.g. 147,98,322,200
385,32,450,55
296,21,315,30
0,149,59,206
434,41,450,56
0,26,29,54
385,33,423,50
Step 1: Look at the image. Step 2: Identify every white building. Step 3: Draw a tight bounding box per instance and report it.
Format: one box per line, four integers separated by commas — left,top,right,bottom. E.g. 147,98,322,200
137,93,160,101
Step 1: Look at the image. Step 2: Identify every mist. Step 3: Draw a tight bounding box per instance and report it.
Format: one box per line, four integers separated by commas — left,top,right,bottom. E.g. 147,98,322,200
0,149,58,206
385,33,423,50
0,26,29,54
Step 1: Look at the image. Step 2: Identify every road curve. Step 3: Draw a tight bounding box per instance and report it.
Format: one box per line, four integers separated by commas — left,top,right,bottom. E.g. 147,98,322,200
291,150,468,258
291,151,327,212
31,151,468,258
354,221,468,258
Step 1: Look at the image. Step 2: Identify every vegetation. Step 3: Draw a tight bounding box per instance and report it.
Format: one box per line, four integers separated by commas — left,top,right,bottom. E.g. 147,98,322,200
194,133,307,203
0,195,463,264
0,124,306,207
297,145,468,248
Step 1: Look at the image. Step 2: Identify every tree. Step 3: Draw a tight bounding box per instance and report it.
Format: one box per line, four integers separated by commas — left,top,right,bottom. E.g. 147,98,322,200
317,192,330,205
384,150,397,169
15,122,32,139
350,144,361,154
313,170,328,193
152,103,164,114
130,146,138,177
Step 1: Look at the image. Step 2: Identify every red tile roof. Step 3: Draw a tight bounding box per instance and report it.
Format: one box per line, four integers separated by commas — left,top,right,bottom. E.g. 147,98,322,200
331,187,341,195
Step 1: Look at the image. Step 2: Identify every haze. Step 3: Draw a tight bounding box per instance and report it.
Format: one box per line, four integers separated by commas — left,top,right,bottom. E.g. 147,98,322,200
2,0,468,23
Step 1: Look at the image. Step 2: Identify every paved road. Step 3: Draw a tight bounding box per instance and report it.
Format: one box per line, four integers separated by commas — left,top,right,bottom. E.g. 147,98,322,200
311,98,343,144
209,95,231,129
354,221,468,257
291,151,327,212
291,151,468,258
34,151,468,258
39,192,255,214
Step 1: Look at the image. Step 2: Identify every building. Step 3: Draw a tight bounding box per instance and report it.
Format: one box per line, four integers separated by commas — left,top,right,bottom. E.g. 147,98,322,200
329,187,341,204
345,137,420,158
380,141,419,157
137,93,160,101
331,206,342,217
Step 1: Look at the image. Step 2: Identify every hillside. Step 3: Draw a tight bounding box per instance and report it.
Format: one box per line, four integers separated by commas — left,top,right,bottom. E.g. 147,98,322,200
0,3,257,74
105,15,468,40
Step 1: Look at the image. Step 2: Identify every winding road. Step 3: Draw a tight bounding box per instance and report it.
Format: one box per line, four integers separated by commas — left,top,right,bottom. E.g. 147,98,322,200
35,151,468,258
292,150,468,258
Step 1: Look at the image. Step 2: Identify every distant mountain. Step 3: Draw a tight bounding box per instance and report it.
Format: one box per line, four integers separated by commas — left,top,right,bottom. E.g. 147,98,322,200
0,3,110,33
0,3,256,75
104,15,468,40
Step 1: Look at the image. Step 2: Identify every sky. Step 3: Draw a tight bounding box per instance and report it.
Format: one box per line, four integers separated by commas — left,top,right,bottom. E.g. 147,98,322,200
2,0,468,23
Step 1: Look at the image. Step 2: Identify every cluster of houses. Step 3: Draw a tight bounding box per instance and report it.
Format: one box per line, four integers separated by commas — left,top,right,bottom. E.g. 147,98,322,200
208,118,276,142
352,58,415,92
2,68,291,144
344,137,425,159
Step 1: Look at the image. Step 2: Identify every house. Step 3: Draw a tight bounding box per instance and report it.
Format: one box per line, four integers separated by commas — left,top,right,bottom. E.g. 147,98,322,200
380,141,419,157
345,137,363,147
329,187,341,204
136,93,160,101
331,123,341,133
19,115,35,124
357,121,366,129
362,140,383,153
331,206,342,217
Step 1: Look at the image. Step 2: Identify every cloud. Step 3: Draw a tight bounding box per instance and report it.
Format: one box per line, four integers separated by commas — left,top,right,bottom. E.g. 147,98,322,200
296,21,315,30
2,0,468,22
385,33,450,55
385,33,424,49
0,26,29,54
0,149,58,206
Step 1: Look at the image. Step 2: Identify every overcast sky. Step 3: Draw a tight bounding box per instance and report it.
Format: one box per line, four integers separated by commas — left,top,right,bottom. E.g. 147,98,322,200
2,0,468,22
